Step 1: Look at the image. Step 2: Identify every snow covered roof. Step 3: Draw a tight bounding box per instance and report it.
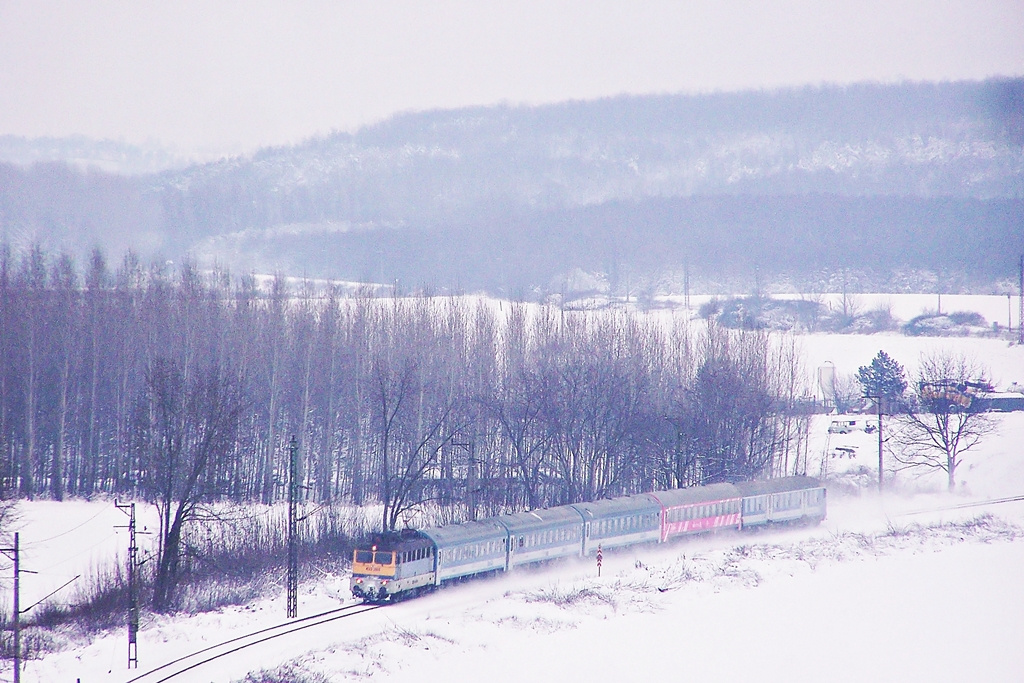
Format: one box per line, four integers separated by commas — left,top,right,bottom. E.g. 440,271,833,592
734,476,824,496
646,483,741,508
571,494,662,521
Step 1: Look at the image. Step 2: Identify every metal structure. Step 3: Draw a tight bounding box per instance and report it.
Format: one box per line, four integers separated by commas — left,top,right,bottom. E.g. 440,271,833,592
286,435,299,619
116,501,140,668
0,534,20,683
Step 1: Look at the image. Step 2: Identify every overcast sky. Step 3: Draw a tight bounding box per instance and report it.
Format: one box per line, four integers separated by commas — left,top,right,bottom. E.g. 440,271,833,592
1,1,1022,158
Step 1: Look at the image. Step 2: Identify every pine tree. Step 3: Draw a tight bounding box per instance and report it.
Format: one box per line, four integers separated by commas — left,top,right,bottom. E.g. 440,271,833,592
857,350,907,408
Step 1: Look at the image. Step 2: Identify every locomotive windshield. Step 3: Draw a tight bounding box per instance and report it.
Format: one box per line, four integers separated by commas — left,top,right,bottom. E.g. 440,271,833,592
354,550,396,564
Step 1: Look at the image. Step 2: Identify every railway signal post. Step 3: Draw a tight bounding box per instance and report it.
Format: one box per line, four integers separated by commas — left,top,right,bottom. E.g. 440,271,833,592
115,501,140,668
287,435,299,619
596,544,602,577
1,534,20,683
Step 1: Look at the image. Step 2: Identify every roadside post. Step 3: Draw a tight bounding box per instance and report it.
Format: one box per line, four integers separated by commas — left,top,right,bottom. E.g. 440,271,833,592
596,544,603,577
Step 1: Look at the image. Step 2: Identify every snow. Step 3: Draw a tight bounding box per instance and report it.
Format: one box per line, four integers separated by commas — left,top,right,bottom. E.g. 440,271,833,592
7,327,1024,683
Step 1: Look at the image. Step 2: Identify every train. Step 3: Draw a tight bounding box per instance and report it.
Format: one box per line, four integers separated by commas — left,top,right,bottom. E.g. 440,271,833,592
350,475,826,602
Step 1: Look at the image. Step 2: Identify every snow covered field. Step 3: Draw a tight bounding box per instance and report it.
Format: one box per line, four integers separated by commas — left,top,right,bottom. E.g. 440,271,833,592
7,317,1024,683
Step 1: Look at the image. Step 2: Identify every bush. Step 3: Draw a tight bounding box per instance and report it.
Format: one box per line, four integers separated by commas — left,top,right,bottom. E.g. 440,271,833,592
947,311,985,326
903,311,988,337
237,662,330,683
698,297,721,318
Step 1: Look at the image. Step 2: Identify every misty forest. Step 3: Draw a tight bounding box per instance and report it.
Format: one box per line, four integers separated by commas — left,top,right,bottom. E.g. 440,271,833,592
0,244,811,525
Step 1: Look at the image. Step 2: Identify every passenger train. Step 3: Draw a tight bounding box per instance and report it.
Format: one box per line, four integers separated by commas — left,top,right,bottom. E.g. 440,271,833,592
350,476,826,602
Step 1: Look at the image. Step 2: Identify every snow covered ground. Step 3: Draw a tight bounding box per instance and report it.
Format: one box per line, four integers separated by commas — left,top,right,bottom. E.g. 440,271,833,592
7,323,1024,683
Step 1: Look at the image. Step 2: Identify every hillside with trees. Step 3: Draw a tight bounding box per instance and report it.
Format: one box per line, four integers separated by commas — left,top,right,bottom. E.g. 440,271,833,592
1,78,1022,294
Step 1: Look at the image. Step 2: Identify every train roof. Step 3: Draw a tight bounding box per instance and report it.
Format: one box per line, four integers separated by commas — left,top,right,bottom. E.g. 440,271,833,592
732,476,823,496
419,518,508,549
571,494,662,521
646,483,742,507
494,505,583,534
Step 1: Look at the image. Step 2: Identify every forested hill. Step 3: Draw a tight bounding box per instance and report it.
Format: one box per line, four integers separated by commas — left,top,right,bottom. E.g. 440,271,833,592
2,79,1023,293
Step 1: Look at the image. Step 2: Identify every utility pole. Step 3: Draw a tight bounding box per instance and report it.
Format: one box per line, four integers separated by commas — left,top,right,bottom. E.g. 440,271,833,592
115,502,139,668
864,395,884,492
684,264,691,311
1018,255,1023,345
286,435,299,619
876,398,884,493
0,534,21,683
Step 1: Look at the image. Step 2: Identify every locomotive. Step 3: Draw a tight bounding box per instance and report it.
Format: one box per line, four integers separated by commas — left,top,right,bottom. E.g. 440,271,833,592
350,476,826,602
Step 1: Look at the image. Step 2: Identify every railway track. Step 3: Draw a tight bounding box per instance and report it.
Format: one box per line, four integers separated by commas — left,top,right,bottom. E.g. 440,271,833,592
898,493,1024,516
123,602,383,683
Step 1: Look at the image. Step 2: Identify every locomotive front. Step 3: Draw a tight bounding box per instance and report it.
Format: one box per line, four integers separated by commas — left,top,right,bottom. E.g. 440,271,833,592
350,531,437,602
350,545,396,601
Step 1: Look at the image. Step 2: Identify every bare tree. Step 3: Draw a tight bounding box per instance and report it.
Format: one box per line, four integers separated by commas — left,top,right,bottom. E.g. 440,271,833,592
143,359,245,610
681,324,780,484
370,308,467,531
892,351,995,492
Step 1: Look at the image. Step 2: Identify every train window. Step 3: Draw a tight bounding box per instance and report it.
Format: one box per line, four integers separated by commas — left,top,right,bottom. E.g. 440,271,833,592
356,550,373,563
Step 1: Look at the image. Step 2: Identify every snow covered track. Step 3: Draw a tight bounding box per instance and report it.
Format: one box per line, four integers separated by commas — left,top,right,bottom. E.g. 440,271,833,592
898,493,1024,516
122,603,382,683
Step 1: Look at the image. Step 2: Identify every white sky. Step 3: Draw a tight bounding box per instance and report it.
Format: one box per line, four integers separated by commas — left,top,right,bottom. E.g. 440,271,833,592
1,1,1022,157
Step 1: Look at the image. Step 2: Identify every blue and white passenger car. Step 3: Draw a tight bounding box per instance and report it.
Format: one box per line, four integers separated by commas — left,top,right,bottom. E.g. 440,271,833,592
421,518,508,585
733,476,826,528
497,506,585,568
571,495,662,554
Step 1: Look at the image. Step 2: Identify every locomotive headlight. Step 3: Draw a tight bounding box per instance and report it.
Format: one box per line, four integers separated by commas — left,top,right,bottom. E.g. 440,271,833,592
355,578,363,583
381,579,389,585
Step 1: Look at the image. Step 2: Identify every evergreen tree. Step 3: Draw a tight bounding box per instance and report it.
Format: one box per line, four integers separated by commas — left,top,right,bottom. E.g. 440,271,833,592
857,350,907,408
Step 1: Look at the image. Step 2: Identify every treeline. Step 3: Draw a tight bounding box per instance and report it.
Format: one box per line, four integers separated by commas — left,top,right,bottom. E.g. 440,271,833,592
0,244,812,527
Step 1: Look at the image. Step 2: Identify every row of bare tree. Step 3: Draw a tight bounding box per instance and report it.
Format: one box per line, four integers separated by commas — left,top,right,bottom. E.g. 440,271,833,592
0,245,813,530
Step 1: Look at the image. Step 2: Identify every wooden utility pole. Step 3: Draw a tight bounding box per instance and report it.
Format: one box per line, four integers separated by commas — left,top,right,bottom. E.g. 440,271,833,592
864,395,884,491
876,399,884,492
1018,255,1023,345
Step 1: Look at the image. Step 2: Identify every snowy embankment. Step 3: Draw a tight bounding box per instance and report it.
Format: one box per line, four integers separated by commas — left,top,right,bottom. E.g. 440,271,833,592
9,313,1024,683
21,416,1024,683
